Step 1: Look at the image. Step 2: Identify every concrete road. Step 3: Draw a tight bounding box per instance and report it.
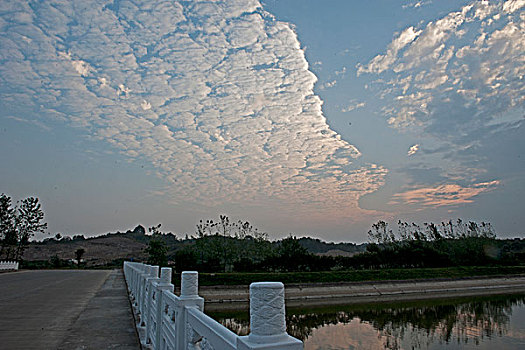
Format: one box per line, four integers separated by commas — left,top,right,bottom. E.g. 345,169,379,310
0,269,140,349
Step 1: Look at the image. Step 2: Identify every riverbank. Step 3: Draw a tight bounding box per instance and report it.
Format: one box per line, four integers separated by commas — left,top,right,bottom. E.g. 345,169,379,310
183,266,525,286
198,275,525,311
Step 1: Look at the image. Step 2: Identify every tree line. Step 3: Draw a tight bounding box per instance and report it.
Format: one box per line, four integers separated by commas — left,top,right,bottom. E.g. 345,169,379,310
145,216,523,273
361,219,510,268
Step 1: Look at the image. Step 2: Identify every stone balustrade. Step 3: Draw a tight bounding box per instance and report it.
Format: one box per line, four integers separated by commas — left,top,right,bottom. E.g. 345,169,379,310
0,261,19,270
123,261,303,350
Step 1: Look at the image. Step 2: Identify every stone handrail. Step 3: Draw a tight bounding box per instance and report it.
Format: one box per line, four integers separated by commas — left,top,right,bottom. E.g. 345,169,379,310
0,261,19,270
123,261,303,350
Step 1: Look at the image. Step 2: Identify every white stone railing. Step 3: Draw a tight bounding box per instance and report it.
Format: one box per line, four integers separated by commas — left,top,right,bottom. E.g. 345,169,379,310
0,261,19,270
123,261,303,350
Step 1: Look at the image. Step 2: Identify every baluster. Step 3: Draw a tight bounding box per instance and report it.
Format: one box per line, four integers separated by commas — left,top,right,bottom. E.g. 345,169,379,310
176,271,204,350
238,282,302,349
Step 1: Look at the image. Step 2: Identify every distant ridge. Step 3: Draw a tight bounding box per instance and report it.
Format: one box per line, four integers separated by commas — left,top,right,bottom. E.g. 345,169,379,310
22,227,369,267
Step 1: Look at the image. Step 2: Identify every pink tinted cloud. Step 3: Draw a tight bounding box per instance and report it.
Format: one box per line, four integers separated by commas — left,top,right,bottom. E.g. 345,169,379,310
390,180,500,208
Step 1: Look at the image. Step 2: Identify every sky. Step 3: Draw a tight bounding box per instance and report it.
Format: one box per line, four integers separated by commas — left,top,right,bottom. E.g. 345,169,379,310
1,0,524,242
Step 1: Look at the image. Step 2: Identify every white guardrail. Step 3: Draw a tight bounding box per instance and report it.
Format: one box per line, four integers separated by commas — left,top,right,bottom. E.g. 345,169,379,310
0,261,19,270
123,261,303,350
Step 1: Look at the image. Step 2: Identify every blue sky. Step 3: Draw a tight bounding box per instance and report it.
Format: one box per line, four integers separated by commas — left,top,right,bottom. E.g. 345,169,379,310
1,0,523,242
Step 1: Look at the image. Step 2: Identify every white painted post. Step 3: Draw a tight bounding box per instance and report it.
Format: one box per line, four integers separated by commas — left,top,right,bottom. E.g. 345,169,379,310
237,282,303,350
176,271,204,350
154,267,174,349
138,265,149,317
144,266,160,333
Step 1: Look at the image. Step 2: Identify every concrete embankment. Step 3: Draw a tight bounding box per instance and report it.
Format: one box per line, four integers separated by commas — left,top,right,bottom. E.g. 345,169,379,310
199,275,525,311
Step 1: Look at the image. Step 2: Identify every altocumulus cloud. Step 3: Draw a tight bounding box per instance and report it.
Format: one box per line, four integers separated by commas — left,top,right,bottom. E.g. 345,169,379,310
358,0,524,135
357,0,524,209
0,0,387,222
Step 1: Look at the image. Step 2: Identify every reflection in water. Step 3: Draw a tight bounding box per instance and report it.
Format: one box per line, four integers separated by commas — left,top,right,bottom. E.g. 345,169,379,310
211,294,525,349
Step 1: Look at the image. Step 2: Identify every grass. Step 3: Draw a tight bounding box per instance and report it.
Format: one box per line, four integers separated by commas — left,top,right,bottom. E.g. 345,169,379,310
172,265,525,286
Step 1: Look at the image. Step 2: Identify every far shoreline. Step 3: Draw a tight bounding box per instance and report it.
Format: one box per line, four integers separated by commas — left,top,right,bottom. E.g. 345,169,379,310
196,274,525,311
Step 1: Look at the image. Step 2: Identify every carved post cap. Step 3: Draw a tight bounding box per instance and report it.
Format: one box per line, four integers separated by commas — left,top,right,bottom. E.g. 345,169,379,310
248,282,287,343
150,265,159,277
181,271,198,298
160,267,172,284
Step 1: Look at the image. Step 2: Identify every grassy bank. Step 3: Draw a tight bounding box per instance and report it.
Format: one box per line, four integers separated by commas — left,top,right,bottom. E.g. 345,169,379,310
174,266,525,286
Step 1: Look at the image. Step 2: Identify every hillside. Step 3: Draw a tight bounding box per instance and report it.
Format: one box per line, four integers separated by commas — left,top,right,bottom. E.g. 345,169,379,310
297,237,367,257
23,225,150,267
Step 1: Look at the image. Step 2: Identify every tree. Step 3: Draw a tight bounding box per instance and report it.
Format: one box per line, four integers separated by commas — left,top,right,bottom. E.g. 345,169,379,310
0,194,47,261
269,235,312,272
365,218,499,268
192,215,272,272
75,248,85,265
145,239,168,267
0,194,16,258
148,223,163,236
15,197,47,259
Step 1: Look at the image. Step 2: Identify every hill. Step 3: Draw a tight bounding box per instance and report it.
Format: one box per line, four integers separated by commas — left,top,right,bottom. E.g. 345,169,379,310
23,225,150,267
297,237,367,257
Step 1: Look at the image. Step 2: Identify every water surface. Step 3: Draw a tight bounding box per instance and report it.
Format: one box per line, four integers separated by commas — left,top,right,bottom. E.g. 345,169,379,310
210,294,525,349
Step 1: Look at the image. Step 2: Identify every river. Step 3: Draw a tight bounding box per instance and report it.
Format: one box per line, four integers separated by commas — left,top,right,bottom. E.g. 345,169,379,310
209,294,525,349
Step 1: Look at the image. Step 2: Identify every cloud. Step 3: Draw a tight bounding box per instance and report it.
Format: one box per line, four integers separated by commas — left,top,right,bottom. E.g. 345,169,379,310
0,0,387,224
390,180,500,208
342,101,366,113
319,79,337,90
407,144,419,156
357,0,523,211
357,26,422,75
6,115,52,132
335,66,347,76
402,1,432,10
358,1,524,134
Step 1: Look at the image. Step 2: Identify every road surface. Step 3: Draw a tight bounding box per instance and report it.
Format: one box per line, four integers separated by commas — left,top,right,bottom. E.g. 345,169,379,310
0,269,140,349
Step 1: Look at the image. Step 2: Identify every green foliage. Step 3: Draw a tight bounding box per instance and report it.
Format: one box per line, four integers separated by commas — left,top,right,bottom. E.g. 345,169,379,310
176,215,272,272
171,216,523,274
0,194,47,261
145,239,168,267
363,219,502,268
262,235,313,272
50,255,63,268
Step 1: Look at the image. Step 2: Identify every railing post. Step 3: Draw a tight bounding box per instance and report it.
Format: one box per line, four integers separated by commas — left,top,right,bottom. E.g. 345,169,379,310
144,266,160,331
237,282,302,349
154,267,174,349
138,265,149,317
123,263,303,350
176,271,204,350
